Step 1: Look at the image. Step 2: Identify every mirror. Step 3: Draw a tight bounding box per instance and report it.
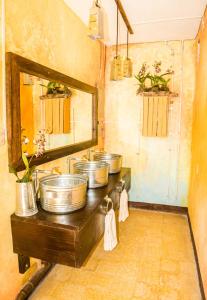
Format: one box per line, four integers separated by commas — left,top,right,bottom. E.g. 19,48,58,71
20,73,93,155
6,53,98,170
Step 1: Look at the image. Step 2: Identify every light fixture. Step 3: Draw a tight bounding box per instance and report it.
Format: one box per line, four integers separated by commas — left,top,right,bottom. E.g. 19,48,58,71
110,4,123,81
123,30,133,77
88,0,104,40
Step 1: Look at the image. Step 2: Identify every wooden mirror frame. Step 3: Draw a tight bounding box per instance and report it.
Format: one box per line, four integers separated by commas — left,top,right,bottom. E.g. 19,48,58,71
6,52,98,171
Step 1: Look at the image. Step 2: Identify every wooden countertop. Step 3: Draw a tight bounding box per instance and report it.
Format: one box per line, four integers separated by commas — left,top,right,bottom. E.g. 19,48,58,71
11,168,131,231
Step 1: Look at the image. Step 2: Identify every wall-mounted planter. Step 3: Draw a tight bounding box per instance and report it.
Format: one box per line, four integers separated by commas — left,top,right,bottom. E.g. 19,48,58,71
139,92,179,137
40,94,71,134
138,91,179,98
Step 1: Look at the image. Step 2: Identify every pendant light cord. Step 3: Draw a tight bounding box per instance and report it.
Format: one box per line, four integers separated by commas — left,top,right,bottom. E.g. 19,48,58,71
116,4,119,58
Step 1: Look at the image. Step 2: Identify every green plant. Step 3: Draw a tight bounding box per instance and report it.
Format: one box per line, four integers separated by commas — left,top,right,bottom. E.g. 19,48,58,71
40,81,72,96
135,61,174,94
135,63,150,93
9,130,46,182
9,153,36,183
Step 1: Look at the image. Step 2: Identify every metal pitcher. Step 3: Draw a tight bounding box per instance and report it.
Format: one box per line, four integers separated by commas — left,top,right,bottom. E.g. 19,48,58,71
15,182,38,217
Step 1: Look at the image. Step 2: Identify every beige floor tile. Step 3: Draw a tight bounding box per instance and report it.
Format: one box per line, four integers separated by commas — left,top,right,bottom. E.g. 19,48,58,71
160,258,180,274
30,209,201,300
136,260,161,286
85,287,130,300
96,260,138,276
52,283,86,300
82,259,100,272
158,286,180,300
133,281,159,299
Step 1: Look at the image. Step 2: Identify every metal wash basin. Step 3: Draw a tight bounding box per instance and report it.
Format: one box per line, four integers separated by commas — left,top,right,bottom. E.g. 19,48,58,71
94,153,122,174
39,174,87,214
73,161,109,189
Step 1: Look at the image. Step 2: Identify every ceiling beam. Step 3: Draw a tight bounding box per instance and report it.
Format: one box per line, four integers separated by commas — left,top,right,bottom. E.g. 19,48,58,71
114,0,134,34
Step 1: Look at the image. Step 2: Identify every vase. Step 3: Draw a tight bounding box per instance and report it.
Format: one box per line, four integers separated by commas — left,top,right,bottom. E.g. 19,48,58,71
15,182,38,217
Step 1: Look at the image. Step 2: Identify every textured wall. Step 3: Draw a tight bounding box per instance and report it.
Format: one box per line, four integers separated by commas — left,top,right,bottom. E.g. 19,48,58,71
0,0,2,125
188,8,207,296
0,1,104,299
105,40,195,206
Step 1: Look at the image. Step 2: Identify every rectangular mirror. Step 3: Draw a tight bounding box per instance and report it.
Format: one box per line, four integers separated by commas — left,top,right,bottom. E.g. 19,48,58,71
6,53,98,170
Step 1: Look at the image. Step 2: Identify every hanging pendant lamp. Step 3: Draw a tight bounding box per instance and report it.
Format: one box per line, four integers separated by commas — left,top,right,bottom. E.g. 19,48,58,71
123,30,133,77
110,5,123,81
88,0,104,40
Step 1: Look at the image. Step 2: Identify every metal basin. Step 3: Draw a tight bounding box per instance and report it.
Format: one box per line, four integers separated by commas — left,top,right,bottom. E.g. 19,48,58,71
39,174,87,214
94,153,122,174
73,161,109,188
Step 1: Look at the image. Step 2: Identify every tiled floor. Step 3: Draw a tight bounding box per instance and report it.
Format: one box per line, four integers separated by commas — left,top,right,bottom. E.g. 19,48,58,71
30,209,201,300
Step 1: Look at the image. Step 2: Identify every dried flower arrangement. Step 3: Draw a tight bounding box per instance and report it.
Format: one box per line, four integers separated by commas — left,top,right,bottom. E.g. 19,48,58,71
9,130,46,182
135,61,174,95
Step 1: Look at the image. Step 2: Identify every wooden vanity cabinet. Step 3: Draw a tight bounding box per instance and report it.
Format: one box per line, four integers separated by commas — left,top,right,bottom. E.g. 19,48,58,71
10,168,131,270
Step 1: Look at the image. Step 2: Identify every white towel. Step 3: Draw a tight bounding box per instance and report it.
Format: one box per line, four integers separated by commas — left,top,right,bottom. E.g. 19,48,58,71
119,189,129,222
104,208,117,251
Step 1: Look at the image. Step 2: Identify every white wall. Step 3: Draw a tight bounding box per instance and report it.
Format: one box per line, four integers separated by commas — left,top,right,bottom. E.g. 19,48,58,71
104,40,195,206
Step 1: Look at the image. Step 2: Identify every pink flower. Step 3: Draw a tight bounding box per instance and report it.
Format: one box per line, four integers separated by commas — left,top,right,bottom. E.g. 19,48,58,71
153,61,162,74
33,130,46,157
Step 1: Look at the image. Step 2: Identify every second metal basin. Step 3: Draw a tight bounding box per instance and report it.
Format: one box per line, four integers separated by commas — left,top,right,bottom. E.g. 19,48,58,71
73,161,109,189
39,174,87,214
94,153,122,174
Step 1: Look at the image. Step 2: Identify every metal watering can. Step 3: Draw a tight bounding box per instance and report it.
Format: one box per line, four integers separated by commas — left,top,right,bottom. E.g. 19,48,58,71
15,167,61,217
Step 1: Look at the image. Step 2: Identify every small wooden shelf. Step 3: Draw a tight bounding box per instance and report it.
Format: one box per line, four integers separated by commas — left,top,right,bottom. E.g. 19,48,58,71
40,94,70,100
138,92,179,97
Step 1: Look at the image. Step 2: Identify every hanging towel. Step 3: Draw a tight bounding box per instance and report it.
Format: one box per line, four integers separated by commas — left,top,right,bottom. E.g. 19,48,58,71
104,208,117,251
119,188,129,222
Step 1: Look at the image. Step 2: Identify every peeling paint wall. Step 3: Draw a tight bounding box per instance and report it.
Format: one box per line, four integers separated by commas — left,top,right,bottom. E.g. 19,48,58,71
0,1,104,299
189,8,207,296
105,40,195,206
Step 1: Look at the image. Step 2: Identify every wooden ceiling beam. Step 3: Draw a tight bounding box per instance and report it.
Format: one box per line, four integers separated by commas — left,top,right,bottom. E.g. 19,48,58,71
114,0,134,34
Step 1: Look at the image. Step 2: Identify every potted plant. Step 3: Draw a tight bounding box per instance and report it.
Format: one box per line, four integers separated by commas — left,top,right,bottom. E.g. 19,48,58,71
41,81,72,97
9,131,46,217
135,61,174,95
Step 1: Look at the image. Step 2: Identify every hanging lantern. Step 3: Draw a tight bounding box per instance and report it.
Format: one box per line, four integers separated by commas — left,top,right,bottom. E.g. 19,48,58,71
110,55,123,81
88,0,104,40
110,5,123,81
123,30,133,77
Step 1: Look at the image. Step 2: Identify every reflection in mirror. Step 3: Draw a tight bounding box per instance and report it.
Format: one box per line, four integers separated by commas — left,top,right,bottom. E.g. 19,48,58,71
20,73,93,156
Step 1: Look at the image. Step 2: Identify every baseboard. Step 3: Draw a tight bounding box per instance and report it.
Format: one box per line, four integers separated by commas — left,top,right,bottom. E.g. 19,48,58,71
128,201,188,214
187,213,206,300
128,201,206,299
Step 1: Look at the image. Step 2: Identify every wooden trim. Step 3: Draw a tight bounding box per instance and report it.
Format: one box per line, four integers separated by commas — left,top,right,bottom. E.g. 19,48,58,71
114,0,134,34
187,213,206,300
6,52,98,171
129,201,188,214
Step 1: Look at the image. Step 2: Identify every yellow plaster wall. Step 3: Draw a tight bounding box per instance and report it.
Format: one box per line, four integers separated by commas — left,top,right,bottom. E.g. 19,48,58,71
105,41,195,206
0,0,105,299
0,0,2,128
188,9,207,296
